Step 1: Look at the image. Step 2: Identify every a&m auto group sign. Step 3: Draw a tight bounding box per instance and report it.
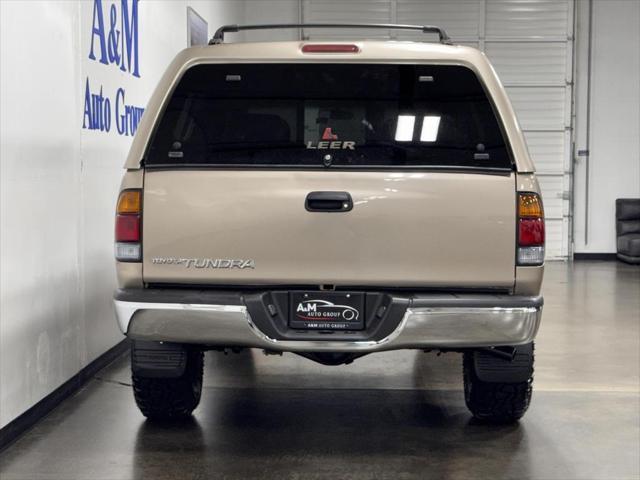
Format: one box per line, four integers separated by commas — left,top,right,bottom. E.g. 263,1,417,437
82,0,145,136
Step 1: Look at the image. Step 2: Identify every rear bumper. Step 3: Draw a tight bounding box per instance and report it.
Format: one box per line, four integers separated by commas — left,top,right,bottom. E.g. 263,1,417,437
114,289,543,352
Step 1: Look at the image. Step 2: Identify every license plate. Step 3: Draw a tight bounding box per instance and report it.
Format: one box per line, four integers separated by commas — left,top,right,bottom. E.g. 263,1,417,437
289,292,365,330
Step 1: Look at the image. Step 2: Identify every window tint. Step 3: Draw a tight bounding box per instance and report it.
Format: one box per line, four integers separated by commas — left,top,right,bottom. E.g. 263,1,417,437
145,64,512,169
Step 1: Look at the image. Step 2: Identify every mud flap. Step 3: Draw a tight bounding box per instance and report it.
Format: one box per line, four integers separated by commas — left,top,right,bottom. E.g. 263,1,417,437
473,343,534,383
131,341,187,378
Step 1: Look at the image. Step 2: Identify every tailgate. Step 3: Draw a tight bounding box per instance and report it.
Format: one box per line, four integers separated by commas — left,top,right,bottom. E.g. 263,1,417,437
142,170,515,288
140,62,517,288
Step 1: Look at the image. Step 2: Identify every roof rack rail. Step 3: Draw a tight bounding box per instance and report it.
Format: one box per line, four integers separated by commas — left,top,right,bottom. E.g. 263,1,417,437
209,23,453,45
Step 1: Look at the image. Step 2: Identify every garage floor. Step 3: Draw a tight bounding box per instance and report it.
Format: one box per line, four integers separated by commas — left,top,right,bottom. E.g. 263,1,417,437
1,261,638,480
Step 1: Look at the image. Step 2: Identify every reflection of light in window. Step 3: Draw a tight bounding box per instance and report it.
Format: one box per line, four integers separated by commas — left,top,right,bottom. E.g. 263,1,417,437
395,115,415,141
420,116,441,142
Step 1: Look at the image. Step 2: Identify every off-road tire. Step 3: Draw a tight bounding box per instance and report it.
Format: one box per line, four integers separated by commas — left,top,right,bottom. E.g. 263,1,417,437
463,344,534,423
132,349,204,420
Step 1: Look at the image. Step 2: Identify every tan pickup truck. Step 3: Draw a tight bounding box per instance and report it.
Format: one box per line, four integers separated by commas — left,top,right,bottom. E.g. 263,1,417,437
113,24,545,423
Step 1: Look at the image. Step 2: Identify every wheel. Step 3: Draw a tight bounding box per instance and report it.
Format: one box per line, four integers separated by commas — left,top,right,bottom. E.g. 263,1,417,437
131,345,204,421
463,343,534,423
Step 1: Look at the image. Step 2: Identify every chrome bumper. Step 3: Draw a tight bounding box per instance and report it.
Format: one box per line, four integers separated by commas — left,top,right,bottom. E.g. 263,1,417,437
114,291,542,352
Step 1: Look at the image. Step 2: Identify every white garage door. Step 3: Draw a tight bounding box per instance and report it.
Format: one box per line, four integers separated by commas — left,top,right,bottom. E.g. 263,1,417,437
302,0,574,259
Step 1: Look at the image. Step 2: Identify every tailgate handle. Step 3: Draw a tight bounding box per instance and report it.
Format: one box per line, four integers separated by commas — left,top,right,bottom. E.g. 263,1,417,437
305,191,353,212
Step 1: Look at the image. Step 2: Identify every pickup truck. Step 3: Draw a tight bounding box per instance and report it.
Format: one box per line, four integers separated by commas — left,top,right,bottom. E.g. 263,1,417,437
113,24,544,423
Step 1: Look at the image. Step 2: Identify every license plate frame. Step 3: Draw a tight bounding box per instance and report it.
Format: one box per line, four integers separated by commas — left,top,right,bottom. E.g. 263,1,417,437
289,292,365,330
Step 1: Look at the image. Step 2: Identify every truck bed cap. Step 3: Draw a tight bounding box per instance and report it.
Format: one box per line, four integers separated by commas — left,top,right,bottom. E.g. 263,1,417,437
125,40,534,172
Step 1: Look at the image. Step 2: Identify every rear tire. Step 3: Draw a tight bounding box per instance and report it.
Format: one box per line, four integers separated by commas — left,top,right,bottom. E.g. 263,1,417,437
463,343,534,423
132,348,204,421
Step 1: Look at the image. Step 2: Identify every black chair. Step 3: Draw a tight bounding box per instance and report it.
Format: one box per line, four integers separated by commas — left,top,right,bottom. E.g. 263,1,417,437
616,199,640,264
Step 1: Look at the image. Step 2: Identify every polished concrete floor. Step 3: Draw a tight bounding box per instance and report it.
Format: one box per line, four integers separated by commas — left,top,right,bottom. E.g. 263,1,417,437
1,261,639,479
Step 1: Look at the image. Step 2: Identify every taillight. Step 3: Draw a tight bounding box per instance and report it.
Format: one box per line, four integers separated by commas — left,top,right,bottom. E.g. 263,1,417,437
115,215,140,242
115,189,141,262
301,44,360,53
517,192,545,265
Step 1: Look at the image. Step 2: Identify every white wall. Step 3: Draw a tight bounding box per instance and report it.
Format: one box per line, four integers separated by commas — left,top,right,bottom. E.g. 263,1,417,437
0,0,244,429
573,0,640,253
242,0,300,41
